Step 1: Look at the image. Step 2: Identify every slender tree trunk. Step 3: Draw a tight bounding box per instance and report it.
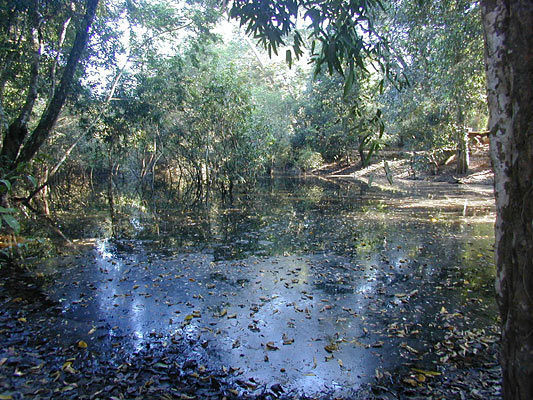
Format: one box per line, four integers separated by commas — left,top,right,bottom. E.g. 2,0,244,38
0,3,42,170
455,104,469,174
107,148,117,237
40,166,50,216
481,0,533,399
15,0,99,166
456,129,469,174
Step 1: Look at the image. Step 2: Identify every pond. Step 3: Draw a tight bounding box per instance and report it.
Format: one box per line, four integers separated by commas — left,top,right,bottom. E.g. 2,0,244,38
36,177,497,398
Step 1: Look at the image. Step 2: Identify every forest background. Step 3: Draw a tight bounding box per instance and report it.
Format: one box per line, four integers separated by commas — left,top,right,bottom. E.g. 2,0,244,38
0,0,487,229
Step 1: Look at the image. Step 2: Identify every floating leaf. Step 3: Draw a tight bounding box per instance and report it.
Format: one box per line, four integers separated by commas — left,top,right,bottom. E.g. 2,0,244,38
77,340,88,349
403,377,418,387
411,368,441,377
282,333,294,345
266,342,279,350
324,344,338,353
62,361,77,374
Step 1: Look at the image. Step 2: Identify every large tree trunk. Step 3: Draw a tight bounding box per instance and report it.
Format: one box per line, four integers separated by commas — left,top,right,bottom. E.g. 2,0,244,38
481,0,533,399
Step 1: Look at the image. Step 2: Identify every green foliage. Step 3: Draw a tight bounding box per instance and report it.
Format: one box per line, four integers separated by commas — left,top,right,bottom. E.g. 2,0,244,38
0,207,20,234
295,148,323,172
227,0,408,95
292,71,385,165
378,0,487,150
0,0,490,222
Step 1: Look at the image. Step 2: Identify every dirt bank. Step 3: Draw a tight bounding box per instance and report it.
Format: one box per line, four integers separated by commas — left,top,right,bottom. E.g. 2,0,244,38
314,145,494,189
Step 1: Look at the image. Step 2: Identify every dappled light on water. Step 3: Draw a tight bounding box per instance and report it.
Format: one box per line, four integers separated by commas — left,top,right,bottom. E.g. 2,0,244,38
42,178,496,397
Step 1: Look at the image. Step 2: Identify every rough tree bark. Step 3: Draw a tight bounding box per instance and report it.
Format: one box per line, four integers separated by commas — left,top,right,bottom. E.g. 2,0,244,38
481,0,533,399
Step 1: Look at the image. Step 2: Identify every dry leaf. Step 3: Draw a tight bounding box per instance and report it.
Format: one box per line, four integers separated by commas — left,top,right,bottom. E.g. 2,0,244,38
266,342,279,350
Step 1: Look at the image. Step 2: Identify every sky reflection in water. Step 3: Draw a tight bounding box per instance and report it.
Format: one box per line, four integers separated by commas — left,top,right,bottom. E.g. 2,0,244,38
46,178,497,397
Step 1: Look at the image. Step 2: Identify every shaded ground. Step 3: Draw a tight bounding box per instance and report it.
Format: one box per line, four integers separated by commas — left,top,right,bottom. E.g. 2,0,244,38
0,178,501,399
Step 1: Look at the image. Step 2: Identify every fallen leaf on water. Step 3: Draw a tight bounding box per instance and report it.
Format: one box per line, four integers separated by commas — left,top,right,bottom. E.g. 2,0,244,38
88,327,96,335
266,342,279,350
219,309,227,317
400,342,419,354
17,317,27,323
227,313,237,319
303,373,316,376
62,361,77,374
403,377,418,387
337,358,344,367
77,340,88,349
411,368,441,377
324,344,338,353
282,333,294,345
243,381,258,390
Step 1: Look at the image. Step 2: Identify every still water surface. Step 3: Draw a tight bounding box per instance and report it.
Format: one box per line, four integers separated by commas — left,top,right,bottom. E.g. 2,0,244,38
43,178,497,397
